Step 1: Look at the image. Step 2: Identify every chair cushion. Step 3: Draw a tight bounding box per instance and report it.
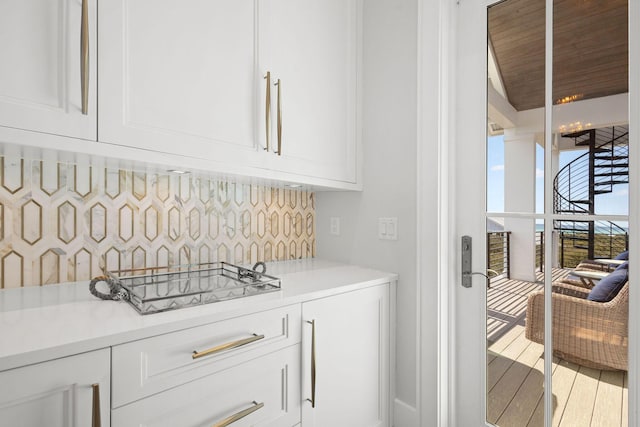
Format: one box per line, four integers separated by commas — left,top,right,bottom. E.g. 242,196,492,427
587,263,628,302
615,261,629,270
615,250,629,260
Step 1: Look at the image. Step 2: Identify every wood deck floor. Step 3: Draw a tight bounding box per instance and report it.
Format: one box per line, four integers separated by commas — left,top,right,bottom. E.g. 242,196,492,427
487,269,628,427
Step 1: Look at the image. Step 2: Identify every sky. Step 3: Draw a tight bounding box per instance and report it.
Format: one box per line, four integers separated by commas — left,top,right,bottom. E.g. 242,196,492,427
486,135,629,217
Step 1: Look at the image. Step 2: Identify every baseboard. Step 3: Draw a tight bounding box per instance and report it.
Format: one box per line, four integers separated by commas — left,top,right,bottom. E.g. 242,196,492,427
393,398,418,427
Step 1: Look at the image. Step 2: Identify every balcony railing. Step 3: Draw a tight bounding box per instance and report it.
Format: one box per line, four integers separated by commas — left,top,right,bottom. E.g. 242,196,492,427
487,231,510,284
559,226,628,268
488,229,627,276
536,231,544,272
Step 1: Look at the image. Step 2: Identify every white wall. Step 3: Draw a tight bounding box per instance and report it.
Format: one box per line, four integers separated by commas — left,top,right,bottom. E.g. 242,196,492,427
315,0,420,424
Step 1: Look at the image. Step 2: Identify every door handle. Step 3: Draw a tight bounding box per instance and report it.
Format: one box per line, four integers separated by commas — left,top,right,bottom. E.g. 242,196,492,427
462,235,473,287
461,236,498,288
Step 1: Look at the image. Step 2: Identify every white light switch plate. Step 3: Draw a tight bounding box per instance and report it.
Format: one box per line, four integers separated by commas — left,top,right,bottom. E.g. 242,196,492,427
330,217,341,236
378,217,398,240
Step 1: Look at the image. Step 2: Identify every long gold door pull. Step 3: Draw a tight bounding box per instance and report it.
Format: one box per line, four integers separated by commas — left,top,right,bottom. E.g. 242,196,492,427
91,383,101,427
275,79,282,155
192,334,265,360
80,0,89,115
212,401,264,427
306,319,316,408
264,72,271,151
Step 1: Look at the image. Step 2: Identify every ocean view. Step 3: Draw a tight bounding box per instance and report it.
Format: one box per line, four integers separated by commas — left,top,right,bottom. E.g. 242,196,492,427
535,223,629,234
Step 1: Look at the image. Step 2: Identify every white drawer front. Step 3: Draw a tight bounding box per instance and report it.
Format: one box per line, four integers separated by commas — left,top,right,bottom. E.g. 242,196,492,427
112,345,300,427
112,304,301,407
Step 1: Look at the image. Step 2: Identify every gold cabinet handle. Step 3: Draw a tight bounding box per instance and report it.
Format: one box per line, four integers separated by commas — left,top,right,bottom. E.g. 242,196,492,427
80,0,90,115
212,401,264,427
192,334,265,360
91,383,101,427
275,79,282,156
306,320,316,408
264,72,271,151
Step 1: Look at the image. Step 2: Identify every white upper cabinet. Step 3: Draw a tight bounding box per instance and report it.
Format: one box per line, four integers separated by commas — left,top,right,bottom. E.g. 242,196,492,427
261,0,360,183
99,0,360,186
0,1,360,188
98,0,264,167
0,0,97,140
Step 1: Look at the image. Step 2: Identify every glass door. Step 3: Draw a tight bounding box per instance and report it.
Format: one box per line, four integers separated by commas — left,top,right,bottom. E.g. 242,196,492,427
452,0,634,425
486,1,630,426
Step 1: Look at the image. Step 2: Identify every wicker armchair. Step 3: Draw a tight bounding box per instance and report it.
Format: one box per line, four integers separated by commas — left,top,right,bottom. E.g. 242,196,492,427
525,281,628,371
575,260,618,272
555,277,595,290
575,251,628,272
575,261,612,272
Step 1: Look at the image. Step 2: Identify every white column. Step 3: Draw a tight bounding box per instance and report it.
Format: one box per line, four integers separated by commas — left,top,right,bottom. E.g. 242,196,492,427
504,131,537,282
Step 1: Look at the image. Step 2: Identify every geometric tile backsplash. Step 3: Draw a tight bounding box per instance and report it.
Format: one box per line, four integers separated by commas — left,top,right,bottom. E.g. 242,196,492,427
0,155,315,288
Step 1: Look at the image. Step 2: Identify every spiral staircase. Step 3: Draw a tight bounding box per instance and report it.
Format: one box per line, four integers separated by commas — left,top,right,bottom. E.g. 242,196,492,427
553,126,629,266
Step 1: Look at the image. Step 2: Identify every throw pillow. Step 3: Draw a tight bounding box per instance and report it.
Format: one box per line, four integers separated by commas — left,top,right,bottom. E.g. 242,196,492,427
587,264,628,302
615,250,629,260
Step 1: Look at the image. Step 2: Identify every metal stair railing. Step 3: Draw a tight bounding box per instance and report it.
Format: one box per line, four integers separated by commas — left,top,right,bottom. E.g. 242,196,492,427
553,126,629,267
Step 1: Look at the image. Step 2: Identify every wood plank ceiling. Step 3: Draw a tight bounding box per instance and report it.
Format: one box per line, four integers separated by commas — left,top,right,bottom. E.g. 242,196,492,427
488,0,628,112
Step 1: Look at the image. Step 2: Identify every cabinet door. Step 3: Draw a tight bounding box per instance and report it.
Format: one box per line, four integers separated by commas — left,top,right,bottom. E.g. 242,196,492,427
112,345,300,427
301,284,390,427
0,0,97,140
261,0,360,183
99,0,264,166
0,349,110,427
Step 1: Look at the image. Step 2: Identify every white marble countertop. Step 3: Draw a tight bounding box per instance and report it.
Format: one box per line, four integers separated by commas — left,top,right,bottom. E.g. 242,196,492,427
0,259,396,372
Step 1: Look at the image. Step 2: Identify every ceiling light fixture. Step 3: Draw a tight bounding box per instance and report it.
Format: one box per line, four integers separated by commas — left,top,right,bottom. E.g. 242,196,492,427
555,94,583,105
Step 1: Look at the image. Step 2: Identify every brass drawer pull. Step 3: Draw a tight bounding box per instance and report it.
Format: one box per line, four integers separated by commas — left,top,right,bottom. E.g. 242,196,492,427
275,79,282,155
264,72,271,151
192,334,265,360
212,401,264,427
92,383,101,427
80,0,90,115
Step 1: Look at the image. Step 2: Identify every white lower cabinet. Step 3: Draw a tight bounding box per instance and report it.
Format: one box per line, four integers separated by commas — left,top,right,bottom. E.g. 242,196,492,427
112,344,301,427
301,284,390,427
111,304,301,408
110,284,391,427
0,348,110,427
0,283,392,427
